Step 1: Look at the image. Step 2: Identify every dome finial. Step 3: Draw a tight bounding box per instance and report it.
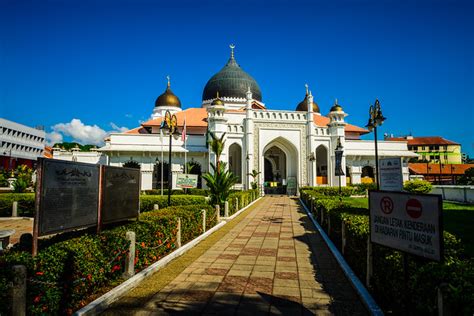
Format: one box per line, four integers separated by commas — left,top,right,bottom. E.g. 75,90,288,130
166,75,170,88
229,44,235,59
309,90,312,97
216,91,220,98
335,98,338,105
305,83,309,96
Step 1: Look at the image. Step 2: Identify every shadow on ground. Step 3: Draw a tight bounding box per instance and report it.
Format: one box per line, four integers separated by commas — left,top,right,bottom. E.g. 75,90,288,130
291,198,368,315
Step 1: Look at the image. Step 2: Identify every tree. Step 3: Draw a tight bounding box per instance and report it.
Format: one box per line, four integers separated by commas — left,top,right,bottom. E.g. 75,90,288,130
202,131,238,207
457,167,474,185
247,169,261,190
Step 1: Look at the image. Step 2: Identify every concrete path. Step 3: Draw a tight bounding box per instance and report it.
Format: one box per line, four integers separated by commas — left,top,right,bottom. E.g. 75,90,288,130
105,196,367,315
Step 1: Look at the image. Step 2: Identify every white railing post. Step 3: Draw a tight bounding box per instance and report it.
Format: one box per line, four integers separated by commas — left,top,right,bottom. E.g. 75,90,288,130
153,204,159,211
123,231,136,279
216,205,220,222
12,265,26,316
177,218,181,248
201,209,206,233
224,201,229,218
12,201,18,217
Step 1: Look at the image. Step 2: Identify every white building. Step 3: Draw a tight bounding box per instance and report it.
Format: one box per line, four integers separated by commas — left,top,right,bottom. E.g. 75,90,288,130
52,146,106,165
0,118,46,170
100,47,417,192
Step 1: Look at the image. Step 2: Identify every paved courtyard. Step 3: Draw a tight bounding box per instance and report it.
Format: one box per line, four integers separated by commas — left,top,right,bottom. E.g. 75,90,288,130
105,196,367,315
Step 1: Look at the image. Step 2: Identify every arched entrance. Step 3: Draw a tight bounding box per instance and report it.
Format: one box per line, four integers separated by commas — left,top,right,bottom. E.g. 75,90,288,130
262,137,298,195
362,166,375,184
228,143,242,183
316,145,328,185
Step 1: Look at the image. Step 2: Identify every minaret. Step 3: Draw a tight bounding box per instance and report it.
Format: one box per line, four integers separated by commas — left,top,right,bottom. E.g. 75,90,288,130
245,86,255,190
328,99,347,187
306,85,316,186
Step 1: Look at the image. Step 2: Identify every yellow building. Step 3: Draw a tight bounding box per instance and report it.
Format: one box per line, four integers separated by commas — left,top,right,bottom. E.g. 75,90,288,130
386,136,462,164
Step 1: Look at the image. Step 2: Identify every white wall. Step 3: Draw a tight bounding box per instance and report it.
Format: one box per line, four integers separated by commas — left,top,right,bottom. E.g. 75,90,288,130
431,185,474,203
0,118,46,161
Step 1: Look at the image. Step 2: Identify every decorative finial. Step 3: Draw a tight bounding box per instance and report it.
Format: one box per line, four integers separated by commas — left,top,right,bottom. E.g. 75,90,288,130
166,75,170,88
305,83,309,96
335,98,338,105
216,91,220,99
309,90,312,97
247,86,251,93
229,44,235,59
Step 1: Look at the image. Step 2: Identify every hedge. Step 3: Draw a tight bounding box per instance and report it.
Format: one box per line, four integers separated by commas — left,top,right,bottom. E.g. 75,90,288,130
300,186,355,197
227,189,259,216
300,191,474,314
139,195,208,213
0,193,35,217
0,194,208,217
142,188,208,196
0,204,217,315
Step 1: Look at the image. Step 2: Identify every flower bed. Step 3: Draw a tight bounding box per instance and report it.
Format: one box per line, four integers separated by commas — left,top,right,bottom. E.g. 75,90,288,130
0,204,216,315
300,188,474,314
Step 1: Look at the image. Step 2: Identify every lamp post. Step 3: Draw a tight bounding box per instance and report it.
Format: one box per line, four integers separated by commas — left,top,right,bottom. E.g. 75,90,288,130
365,99,386,190
334,137,344,195
160,110,179,206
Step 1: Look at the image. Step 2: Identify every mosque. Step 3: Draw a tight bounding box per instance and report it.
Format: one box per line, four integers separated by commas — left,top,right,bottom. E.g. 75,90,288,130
100,46,416,192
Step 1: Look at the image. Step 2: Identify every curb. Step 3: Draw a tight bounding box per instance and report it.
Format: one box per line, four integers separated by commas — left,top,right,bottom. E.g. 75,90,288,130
299,198,384,316
74,197,262,316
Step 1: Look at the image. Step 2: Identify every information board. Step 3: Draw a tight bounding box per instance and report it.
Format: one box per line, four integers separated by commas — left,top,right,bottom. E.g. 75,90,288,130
101,166,140,224
379,157,403,191
38,159,100,236
369,191,443,261
176,174,198,188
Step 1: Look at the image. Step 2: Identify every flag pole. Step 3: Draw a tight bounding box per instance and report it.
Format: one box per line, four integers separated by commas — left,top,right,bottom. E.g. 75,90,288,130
160,129,164,196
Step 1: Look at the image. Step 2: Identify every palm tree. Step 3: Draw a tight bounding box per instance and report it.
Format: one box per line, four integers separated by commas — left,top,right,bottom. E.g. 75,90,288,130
247,169,261,190
208,131,226,174
203,131,238,207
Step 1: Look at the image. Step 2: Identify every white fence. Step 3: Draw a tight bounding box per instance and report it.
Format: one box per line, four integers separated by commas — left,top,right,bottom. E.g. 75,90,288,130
431,185,474,204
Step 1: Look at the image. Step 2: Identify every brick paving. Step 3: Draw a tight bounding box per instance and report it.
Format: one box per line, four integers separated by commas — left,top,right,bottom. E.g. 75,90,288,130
106,196,367,315
0,218,33,245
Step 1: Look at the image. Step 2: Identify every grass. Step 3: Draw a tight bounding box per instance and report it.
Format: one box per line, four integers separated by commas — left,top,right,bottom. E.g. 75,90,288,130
343,197,474,257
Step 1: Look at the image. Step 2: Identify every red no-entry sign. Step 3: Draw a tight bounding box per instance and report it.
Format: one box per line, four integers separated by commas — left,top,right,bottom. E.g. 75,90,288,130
406,199,422,219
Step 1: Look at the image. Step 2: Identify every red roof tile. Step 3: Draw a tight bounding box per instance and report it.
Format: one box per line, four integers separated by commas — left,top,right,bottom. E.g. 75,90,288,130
409,163,473,175
386,136,459,146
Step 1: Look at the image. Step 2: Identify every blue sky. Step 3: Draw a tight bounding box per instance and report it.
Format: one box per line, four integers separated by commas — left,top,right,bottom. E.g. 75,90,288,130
1,0,473,155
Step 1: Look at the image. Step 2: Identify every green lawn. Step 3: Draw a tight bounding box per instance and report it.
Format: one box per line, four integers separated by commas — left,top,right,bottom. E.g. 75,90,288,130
343,197,474,257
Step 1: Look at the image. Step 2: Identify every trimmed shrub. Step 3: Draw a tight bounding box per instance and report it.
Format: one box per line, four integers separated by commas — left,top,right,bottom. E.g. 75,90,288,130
300,186,354,197
228,189,259,216
0,204,218,315
139,195,207,213
403,179,432,194
350,183,377,195
142,189,208,196
0,193,35,217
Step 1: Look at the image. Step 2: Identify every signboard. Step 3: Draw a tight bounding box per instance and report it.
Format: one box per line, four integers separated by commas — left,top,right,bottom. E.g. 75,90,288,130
286,177,297,195
379,157,403,191
101,166,140,224
335,150,345,176
176,173,198,188
38,159,99,236
369,191,443,261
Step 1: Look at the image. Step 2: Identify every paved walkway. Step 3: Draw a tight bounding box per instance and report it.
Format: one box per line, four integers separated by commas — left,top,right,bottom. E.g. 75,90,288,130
105,196,367,315
0,218,33,245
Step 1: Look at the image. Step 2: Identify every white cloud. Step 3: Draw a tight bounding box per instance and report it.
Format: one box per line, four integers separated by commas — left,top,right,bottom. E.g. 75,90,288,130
47,119,129,146
46,131,63,146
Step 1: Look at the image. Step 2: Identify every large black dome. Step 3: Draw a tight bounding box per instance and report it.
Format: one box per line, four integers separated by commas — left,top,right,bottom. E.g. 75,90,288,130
202,51,262,102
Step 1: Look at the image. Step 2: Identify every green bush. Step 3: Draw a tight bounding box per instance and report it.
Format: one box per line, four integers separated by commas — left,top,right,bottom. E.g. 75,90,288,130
403,179,432,194
0,193,35,217
139,195,207,213
227,189,259,216
142,188,208,196
300,194,474,314
350,183,377,195
300,186,354,197
0,204,218,315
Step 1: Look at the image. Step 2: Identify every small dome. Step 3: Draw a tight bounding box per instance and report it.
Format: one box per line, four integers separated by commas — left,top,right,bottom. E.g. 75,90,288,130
211,92,225,106
202,45,262,102
330,99,343,112
155,78,181,108
296,91,320,113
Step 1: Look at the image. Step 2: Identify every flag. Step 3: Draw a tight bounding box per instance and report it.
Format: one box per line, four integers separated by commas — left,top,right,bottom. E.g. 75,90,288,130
181,115,186,142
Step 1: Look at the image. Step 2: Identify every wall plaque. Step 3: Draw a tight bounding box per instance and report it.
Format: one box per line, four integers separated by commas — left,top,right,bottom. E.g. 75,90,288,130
38,159,99,236
101,166,140,224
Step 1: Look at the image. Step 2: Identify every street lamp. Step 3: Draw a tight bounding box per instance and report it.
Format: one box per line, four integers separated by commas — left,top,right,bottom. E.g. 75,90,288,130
160,110,180,206
365,99,386,190
334,137,345,195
